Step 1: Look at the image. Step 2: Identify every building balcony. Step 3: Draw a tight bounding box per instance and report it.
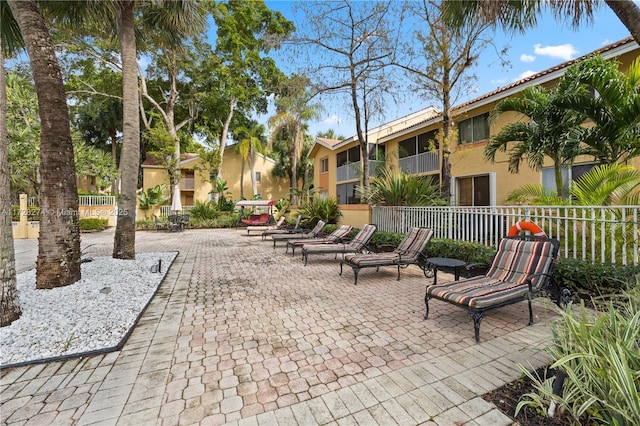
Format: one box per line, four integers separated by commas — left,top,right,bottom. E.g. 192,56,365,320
398,152,439,175
180,178,195,190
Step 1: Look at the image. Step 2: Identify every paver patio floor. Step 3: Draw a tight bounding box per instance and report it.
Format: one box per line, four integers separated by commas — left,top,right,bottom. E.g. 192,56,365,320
1,228,560,425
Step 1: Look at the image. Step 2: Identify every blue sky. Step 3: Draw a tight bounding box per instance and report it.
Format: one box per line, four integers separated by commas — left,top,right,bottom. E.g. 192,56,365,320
258,1,634,139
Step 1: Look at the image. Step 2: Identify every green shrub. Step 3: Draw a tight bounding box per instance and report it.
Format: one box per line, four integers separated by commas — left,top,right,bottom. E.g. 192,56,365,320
369,231,405,249
189,200,220,220
322,224,337,234
296,197,341,226
425,239,497,265
217,197,235,212
79,218,108,231
136,219,155,230
553,258,640,301
517,284,640,425
190,212,240,228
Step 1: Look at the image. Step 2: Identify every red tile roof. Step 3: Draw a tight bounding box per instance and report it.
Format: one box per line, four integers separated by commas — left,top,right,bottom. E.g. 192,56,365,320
455,36,635,111
142,153,199,167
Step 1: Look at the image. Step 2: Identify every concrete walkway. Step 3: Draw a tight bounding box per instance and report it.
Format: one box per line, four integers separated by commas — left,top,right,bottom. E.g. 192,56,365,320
1,228,560,425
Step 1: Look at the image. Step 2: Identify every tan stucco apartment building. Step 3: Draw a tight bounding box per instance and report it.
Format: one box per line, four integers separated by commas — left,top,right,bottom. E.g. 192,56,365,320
309,37,639,227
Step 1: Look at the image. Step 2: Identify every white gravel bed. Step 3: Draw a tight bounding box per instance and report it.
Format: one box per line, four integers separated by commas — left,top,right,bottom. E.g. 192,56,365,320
0,252,177,367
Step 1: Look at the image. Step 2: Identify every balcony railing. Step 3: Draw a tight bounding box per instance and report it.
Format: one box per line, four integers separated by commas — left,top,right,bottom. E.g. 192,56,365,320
372,205,639,266
160,205,194,217
180,178,195,190
336,162,360,182
398,152,439,175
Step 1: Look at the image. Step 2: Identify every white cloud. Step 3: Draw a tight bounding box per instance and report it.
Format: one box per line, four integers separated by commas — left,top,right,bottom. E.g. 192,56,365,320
514,70,537,81
533,43,578,61
323,115,342,125
490,78,508,85
520,54,536,63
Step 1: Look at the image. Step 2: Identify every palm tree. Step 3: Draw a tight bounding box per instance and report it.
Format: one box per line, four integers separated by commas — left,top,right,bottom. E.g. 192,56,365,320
507,163,640,206
45,1,205,259
269,76,322,205
8,0,81,288
556,55,640,165
359,167,447,206
234,124,267,199
442,0,640,45
111,0,139,259
0,8,22,324
485,85,584,199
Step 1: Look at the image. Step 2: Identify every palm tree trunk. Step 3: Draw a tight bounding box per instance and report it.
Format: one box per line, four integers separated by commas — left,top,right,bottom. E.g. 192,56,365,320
110,128,119,195
605,0,640,44
9,0,81,289
113,0,139,259
0,47,21,326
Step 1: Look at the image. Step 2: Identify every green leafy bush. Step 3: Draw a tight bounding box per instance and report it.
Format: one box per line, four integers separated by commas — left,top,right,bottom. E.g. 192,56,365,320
79,218,108,231
190,212,240,228
138,184,168,218
189,200,220,220
217,197,235,212
553,258,640,301
369,231,405,250
296,197,341,226
517,284,640,425
136,219,155,230
425,239,497,265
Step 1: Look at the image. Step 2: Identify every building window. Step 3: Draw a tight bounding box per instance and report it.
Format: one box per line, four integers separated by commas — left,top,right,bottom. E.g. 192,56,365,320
457,174,490,206
399,130,438,158
336,182,361,204
255,171,261,182
458,113,489,145
542,163,596,194
336,146,360,167
320,158,329,173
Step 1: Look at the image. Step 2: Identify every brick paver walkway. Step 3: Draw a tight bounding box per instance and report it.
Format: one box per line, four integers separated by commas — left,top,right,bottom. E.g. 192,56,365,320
1,228,560,425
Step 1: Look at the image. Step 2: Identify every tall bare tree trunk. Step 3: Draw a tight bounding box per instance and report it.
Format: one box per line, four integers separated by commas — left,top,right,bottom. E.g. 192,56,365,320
9,0,81,289
0,47,21,326
113,0,139,259
217,98,235,181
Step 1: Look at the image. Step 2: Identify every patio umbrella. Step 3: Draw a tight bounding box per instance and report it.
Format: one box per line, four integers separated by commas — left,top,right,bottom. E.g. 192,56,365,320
171,184,182,213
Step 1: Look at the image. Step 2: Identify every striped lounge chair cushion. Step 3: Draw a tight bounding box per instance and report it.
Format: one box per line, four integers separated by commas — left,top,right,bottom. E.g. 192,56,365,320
290,225,352,246
349,224,377,250
395,227,434,262
344,227,433,266
344,252,399,266
426,239,555,308
272,220,326,241
304,223,378,254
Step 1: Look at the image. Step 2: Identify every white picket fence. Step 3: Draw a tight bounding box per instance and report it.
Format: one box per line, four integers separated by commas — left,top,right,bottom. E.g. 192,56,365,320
27,195,116,207
372,205,640,266
160,205,194,217
78,195,116,206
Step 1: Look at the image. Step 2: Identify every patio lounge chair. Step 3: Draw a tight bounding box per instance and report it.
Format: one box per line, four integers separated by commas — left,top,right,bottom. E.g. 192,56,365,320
246,216,286,236
424,235,564,342
285,224,353,256
302,224,377,266
340,227,434,285
271,220,326,248
261,215,303,240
